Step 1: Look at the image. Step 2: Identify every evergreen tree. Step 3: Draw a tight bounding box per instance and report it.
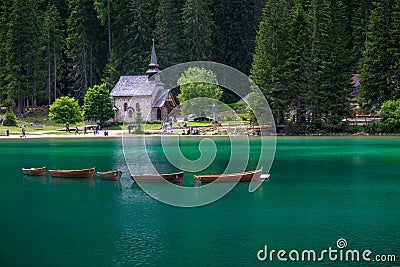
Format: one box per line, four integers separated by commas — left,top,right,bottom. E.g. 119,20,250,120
389,0,400,100
250,0,291,125
309,0,326,119
2,111,18,126
94,0,112,54
108,0,132,76
285,2,312,123
154,0,183,68
182,0,214,61
43,3,65,105
121,0,156,75
212,0,261,74
134,103,144,134
359,0,395,110
66,0,107,100
350,0,373,72
0,1,13,104
5,0,43,114
311,0,353,120
101,51,119,90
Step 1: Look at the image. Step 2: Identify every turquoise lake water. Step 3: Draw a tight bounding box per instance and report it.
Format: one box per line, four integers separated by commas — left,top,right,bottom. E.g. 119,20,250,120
0,137,399,266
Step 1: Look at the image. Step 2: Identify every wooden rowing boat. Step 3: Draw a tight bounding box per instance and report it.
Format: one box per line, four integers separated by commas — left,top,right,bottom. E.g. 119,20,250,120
97,170,122,181
22,167,46,176
131,172,183,185
48,168,95,178
194,169,270,183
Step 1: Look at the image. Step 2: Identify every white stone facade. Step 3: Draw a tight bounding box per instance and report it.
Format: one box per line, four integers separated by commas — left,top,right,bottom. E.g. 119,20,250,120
112,95,159,121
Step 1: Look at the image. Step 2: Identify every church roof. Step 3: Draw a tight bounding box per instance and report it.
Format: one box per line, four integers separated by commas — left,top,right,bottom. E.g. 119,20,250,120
153,90,170,108
110,76,156,97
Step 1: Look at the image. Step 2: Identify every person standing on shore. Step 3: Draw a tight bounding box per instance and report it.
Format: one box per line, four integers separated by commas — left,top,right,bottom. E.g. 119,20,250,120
6,129,10,136
66,121,70,132
75,126,80,135
20,125,26,138
84,127,87,135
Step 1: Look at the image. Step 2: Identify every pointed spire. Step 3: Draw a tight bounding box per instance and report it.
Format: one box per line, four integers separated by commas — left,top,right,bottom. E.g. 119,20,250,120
146,39,160,79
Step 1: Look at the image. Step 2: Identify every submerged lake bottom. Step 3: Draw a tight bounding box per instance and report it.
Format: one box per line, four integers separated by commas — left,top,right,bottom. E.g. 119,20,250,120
0,136,399,266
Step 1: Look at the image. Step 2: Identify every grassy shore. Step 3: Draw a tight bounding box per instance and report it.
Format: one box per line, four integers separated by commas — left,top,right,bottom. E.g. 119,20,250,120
0,115,248,137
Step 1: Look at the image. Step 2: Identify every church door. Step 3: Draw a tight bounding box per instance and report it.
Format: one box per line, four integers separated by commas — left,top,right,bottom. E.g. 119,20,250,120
157,108,162,120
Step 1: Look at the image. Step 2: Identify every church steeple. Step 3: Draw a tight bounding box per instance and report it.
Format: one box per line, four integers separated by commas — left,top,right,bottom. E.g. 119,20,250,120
146,39,160,79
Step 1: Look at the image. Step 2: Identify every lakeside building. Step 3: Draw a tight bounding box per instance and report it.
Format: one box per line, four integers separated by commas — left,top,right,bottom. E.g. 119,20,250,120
110,43,177,121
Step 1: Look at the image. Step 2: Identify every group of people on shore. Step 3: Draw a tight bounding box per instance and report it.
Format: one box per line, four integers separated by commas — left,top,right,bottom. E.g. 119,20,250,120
66,122,107,136
182,127,200,135
2,122,110,138
3,126,26,138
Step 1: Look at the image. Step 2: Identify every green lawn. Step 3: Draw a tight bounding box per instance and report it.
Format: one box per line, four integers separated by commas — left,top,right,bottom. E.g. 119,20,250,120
0,115,96,136
0,114,251,136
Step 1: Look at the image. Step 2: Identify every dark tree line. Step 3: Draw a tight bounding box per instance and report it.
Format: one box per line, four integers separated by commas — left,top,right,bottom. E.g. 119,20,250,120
0,0,264,115
251,0,400,125
1,0,400,125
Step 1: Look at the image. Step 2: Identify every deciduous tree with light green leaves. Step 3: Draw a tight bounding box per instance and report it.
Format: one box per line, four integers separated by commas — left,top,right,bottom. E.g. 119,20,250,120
380,99,400,133
177,67,222,116
49,96,82,124
82,83,114,126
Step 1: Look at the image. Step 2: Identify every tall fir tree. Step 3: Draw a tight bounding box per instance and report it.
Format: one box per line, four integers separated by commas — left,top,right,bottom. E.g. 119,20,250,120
359,0,395,110
350,0,373,72
101,51,119,90
250,0,291,124
122,0,156,75
212,0,262,74
309,0,326,118
109,0,132,76
43,3,65,104
6,0,43,114
285,1,313,122
0,0,13,104
389,0,400,100
94,0,112,54
154,0,183,68
311,0,353,120
182,0,214,61
66,0,107,100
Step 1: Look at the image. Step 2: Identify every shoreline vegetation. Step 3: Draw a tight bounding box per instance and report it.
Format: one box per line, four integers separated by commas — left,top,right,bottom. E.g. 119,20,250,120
1,109,398,139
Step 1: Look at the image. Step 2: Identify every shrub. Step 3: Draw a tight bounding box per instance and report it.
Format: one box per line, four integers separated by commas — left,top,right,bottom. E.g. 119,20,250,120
146,120,161,125
379,100,400,133
363,123,382,134
2,111,17,126
49,96,82,124
134,103,143,134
